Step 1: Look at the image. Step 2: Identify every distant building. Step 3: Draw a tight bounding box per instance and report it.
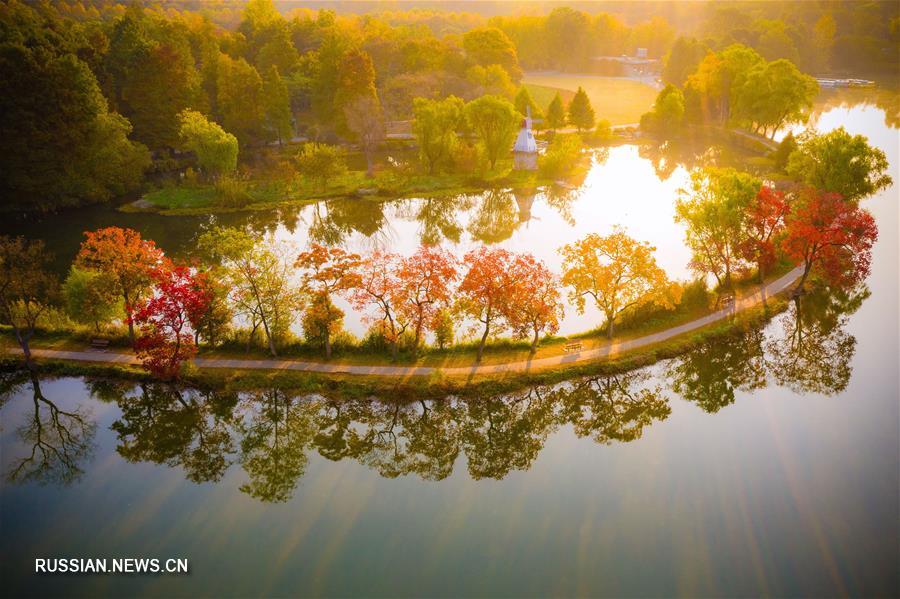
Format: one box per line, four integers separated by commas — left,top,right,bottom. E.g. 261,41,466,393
593,49,660,79
513,107,537,171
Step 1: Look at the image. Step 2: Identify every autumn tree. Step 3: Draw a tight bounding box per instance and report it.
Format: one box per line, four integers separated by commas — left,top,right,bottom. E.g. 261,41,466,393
198,227,299,356
75,227,167,342
674,167,762,288
464,95,520,170
132,265,212,380
216,53,265,145
431,309,455,350
262,65,293,144
663,37,709,86
395,246,458,353
177,109,238,180
0,236,58,368
781,187,878,292
344,94,385,177
786,128,892,203
348,250,409,360
504,254,564,352
457,247,518,361
62,267,122,332
294,244,362,358
333,48,378,137
560,230,681,339
545,92,566,130
740,185,789,279
412,95,465,174
462,27,523,81
301,292,344,355
567,87,595,132
295,143,348,190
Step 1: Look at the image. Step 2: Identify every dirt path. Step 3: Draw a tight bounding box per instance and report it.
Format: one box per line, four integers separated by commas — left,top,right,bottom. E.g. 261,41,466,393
10,266,803,378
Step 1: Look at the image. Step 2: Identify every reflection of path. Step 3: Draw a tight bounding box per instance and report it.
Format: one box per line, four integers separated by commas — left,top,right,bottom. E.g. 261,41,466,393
12,267,803,378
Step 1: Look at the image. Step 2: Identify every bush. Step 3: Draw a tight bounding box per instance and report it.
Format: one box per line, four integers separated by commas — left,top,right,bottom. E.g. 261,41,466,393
213,176,251,208
451,141,484,175
538,133,583,179
591,119,613,145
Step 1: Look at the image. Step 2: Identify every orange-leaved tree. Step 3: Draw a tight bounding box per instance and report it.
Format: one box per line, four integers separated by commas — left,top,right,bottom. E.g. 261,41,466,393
503,254,564,353
396,245,458,353
457,247,518,361
75,227,168,343
295,244,362,358
348,250,410,360
782,187,878,292
560,230,681,339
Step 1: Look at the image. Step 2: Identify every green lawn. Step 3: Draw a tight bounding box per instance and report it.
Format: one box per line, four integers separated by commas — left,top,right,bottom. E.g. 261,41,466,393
523,73,659,125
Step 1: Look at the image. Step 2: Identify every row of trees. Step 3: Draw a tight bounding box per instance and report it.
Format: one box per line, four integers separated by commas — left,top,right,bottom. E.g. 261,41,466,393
642,43,818,140
6,280,861,496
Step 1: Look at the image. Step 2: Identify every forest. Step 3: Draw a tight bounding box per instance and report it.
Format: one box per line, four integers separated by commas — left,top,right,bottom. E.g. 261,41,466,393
1,0,898,212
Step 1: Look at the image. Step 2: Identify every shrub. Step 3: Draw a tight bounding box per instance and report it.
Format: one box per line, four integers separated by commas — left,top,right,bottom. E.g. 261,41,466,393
213,176,251,208
539,133,583,179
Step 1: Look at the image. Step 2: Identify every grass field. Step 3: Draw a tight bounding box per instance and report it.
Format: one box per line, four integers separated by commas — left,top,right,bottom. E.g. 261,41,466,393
523,72,659,125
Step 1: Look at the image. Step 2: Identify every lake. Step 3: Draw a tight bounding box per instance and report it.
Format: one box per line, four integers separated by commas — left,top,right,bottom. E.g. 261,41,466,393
1,95,897,596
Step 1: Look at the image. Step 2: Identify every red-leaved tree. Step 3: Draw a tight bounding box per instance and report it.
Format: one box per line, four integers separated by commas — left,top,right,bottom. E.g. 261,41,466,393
132,265,212,379
503,254,564,352
396,245,458,353
457,247,518,362
782,187,878,292
741,185,789,279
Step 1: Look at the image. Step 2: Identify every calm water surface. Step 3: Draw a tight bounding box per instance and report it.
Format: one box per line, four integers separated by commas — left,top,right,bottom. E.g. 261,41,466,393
0,98,897,597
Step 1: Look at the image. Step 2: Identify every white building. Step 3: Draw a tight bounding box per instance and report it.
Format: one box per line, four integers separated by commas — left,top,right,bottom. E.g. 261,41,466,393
513,107,538,171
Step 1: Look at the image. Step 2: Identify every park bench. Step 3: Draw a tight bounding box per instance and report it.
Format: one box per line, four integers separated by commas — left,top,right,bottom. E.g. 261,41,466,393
90,338,110,350
564,342,583,353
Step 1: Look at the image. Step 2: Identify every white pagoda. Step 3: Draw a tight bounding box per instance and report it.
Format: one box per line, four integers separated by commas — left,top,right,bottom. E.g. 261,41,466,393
513,107,538,171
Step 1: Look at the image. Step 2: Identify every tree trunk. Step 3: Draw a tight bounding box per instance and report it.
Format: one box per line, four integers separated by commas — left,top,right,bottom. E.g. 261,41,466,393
365,149,374,178
477,321,490,362
606,316,615,339
796,261,813,293
325,332,332,359
124,290,135,343
531,328,540,353
14,326,34,371
390,339,399,361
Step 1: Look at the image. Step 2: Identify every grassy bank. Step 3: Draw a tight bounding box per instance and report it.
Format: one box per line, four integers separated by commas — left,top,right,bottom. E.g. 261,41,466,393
0,292,790,400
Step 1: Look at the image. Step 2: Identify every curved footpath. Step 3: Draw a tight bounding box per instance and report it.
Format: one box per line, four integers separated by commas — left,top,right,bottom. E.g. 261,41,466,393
11,266,803,378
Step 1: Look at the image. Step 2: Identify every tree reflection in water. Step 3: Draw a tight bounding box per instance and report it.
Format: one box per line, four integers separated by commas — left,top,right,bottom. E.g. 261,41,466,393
766,284,867,395
3,374,96,485
0,285,867,500
468,189,519,243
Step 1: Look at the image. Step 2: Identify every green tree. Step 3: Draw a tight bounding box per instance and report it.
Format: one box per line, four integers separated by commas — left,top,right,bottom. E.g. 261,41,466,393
514,86,542,119
567,86,595,131
412,96,465,174
463,27,522,81
663,37,709,86
675,167,762,288
344,94,385,178
333,48,378,137
177,109,238,179
465,64,516,99
62,267,122,332
464,95,520,170
733,59,817,138
640,84,684,138
295,143,348,190
0,43,149,211
198,227,299,357
301,292,344,353
786,128,892,203
262,65,293,144
545,92,566,130
216,53,265,145
0,236,58,368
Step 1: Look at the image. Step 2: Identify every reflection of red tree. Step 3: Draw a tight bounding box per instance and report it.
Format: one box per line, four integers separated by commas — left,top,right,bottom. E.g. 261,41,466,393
782,188,878,291
133,265,212,379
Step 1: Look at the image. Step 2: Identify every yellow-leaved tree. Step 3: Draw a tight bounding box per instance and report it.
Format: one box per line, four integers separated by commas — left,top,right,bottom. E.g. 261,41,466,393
559,230,682,339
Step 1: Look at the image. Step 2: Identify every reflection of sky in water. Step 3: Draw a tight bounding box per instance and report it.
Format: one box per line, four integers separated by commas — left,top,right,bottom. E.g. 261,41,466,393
267,144,693,337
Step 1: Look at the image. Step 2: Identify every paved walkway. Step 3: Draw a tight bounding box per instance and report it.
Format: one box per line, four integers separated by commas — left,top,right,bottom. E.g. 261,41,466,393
11,266,803,378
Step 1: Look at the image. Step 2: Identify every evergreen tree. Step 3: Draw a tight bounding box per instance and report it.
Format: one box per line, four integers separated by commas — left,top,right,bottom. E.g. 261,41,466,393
514,86,542,119
567,87,595,131
262,65,293,144
546,92,566,130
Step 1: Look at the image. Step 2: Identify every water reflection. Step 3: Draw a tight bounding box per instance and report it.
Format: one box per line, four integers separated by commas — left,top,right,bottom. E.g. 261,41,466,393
3,374,96,485
0,284,867,502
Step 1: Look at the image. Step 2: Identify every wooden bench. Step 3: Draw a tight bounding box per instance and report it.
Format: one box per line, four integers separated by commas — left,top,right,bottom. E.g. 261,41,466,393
90,338,110,350
564,342,583,353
